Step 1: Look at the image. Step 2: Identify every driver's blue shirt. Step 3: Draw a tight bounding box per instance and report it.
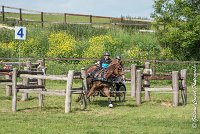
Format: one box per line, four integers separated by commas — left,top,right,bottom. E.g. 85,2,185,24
102,63,109,69
99,58,112,69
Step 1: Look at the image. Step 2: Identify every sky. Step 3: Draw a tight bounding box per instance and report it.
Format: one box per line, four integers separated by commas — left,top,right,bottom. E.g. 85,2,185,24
0,0,154,18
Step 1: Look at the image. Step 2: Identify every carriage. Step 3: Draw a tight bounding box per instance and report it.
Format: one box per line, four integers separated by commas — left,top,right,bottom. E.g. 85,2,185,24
77,59,125,108
78,77,126,110
91,78,126,102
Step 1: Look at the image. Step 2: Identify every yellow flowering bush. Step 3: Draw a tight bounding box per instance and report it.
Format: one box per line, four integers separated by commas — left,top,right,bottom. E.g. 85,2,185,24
81,35,116,65
89,35,116,45
0,41,18,57
160,47,175,60
20,38,38,57
47,32,76,58
128,46,148,60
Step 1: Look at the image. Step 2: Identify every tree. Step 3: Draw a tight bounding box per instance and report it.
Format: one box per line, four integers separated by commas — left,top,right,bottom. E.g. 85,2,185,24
152,0,200,60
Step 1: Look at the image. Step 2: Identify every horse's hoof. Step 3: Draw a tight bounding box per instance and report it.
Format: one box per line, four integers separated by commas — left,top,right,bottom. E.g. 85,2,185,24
108,104,113,108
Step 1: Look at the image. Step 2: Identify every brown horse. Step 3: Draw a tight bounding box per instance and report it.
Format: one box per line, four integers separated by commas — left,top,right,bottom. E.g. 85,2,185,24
81,59,124,108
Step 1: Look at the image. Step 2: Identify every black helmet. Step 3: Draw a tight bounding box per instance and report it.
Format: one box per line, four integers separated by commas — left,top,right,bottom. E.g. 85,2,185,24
104,52,110,56
116,55,121,60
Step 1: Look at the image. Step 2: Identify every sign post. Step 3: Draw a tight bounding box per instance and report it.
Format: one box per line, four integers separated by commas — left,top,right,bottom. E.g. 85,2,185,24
15,26,26,69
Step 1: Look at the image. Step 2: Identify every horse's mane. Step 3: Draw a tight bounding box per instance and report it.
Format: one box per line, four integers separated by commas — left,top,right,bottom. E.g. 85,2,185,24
106,59,121,70
104,59,122,78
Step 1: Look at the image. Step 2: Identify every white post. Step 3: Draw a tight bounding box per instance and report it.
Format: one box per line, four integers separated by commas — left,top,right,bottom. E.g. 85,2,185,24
136,70,142,105
172,71,179,107
21,67,29,101
131,64,136,97
65,70,74,113
12,68,17,112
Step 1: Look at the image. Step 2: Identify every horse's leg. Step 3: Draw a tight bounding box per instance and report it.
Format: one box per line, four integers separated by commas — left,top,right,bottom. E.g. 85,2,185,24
103,87,113,108
76,84,91,103
86,85,96,99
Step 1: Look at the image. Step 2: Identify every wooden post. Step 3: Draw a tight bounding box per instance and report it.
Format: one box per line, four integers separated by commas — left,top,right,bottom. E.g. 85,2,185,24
172,71,179,107
181,69,187,104
64,13,67,24
65,70,74,113
41,58,46,71
42,58,45,66
25,61,31,70
2,6,5,22
37,59,45,107
136,70,142,105
143,62,151,87
121,16,123,23
145,89,150,101
38,78,44,107
37,59,46,85
37,60,44,66
21,63,31,101
152,60,156,76
81,68,88,109
12,68,17,112
5,74,12,96
131,64,136,97
90,15,92,23
21,67,29,101
81,68,88,93
144,62,151,100
19,8,22,26
41,12,44,28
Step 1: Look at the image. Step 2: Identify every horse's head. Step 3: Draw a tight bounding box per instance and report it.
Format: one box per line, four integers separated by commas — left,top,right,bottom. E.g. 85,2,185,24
104,59,124,78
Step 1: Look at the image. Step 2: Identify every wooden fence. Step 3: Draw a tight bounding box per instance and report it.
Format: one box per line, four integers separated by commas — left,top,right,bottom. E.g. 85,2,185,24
0,60,44,96
0,5,152,28
0,59,189,113
133,68,187,107
10,68,87,113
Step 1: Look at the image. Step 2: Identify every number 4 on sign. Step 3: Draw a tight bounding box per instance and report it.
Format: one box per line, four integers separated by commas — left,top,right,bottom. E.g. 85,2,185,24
15,27,26,40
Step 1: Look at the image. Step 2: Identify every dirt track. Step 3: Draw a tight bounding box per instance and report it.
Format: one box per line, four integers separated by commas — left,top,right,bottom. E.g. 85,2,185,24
0,24,14,30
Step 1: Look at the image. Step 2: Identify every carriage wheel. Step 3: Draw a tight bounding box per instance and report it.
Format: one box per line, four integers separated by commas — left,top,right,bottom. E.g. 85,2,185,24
80,93,87,110
118,86,126,102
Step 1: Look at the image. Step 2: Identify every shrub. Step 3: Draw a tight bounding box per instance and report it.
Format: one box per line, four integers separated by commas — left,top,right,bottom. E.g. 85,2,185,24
80,35,116,65
47,32,77,58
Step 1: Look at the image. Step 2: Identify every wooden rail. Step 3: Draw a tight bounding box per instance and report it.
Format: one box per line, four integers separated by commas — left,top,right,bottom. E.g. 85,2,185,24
0,60,44,97
20,74,68,81
10,67,87,113
0,5,152,27
134,69,187,107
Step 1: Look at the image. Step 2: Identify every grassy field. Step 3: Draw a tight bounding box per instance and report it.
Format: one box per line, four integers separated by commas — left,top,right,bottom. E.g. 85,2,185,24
0,81,199,134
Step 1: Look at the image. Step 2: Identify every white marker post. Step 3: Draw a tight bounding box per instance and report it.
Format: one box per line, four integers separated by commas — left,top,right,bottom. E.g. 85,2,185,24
15,26,26,69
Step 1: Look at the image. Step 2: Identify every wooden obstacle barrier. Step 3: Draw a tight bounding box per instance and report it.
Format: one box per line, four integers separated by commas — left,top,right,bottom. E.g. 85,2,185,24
124,62,151,97
11,68,87,113
0,69,14,96
135,69,187,107
0,60,45,96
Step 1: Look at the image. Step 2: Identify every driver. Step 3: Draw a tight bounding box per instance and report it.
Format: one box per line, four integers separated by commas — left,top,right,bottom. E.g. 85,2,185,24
97,52,112,69
89,52,112,78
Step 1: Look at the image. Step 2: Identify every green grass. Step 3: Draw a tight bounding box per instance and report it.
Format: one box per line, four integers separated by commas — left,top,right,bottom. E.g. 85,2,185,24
0,82,199,134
